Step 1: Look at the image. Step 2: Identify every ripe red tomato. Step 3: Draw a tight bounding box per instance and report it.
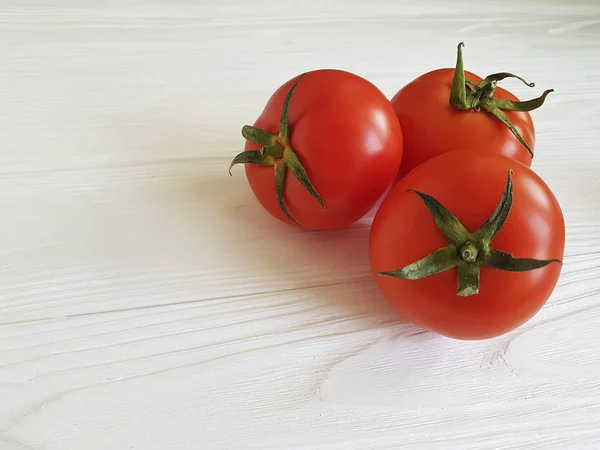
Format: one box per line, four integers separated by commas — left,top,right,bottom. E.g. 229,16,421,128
390,43,553,180
230,69,403,230
369,150,565,340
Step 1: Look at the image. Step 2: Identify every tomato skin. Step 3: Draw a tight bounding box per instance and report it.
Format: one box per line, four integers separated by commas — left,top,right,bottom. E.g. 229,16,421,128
390,68,535,180
369,151,565,340
244,69,403,230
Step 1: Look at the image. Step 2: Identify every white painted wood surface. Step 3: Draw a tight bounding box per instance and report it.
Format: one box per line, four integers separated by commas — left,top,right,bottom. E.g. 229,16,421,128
1,1,599,448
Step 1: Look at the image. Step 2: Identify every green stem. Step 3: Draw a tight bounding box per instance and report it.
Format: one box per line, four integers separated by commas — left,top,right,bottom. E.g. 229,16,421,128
479,72,535,88
241,126,276,147
491,89,554,112
379,245,458,280
274,160,296,225
483,248,561,271
262,143,285,159
283,148,326,210
279,73,306,143
228,150,271,176
447,42,553,158
459,242,478,263
229,72,326,225
407,189,469,244
379,170,562,297
480,101,533,156
457,263,480,297
449,42,469,110
477,80,498,103
474,170,513,243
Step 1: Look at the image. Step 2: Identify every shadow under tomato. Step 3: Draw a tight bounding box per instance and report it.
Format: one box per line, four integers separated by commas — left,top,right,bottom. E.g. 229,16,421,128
109,94,424,337
185,166,424,330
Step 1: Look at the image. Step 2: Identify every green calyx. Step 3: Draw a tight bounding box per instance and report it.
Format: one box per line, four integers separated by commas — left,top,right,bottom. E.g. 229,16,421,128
229,73,326,224
379,170,561,297
449,42,554,157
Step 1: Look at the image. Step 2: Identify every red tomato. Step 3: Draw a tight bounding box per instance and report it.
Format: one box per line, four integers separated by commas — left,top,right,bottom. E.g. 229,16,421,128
390,43,552,180
231,69,403,230
369,151,565,340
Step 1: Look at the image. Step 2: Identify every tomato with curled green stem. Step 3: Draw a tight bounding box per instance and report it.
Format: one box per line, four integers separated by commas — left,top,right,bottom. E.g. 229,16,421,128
390,42,554,180
229,69,403,230
369,150,565,340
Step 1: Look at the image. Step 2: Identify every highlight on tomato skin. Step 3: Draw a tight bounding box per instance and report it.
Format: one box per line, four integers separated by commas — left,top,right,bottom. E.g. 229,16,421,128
229,69,404,230
390,42,553,181
368,150,565,340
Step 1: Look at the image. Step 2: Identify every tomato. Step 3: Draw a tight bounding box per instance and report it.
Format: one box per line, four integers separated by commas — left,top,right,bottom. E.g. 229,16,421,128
229,69,403,230
369,150,565,340
390,43,553,180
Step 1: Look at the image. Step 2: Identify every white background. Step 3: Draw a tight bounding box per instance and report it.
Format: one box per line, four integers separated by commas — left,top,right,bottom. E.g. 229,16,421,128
1,1,599,449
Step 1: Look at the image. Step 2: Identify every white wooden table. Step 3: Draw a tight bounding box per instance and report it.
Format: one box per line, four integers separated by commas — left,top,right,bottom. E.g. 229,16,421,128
1,1,599,449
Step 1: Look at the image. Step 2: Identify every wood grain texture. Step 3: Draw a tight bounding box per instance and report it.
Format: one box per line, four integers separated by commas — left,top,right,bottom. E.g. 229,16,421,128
1,1,600,449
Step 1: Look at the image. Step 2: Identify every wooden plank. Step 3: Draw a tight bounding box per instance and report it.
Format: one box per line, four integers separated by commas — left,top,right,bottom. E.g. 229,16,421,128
1,0,599,449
